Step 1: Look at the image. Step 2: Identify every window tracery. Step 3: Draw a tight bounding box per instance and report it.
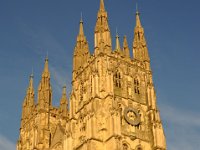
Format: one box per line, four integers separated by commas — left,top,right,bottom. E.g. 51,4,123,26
134,78,140,94
114,71,122,88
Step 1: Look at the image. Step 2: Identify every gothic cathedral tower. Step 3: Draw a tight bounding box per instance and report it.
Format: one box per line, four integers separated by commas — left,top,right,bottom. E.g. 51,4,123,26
17,0,167,150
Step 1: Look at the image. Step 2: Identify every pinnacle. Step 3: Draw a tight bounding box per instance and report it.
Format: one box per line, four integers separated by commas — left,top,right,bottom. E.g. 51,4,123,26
115,33,121,51
44,57,49,73
99,0,105,11
26,74,34,95
60,85,68,105
123,35,128,48
79,17,84,36
136,11,142,27
123,35,130,58
29,74,34,89
62,85,67,96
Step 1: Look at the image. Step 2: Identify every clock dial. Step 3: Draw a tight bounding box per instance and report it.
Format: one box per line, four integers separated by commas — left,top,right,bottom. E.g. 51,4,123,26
124,107,140,126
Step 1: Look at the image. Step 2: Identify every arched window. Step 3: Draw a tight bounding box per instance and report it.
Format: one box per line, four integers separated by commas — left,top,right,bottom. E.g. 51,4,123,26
136,145,143,150
134,78,140,94
114,71,122,88
122,143,129,150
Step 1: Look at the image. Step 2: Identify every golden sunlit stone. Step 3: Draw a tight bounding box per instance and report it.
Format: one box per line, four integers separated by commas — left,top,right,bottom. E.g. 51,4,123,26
17,0,166,150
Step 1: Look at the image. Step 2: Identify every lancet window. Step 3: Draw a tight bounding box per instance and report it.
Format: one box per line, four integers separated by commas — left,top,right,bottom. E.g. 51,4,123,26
114,71,122,88
134,78,140,94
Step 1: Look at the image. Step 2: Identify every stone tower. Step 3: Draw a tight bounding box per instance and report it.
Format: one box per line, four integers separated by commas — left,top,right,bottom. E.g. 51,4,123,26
17,0,166,150
17,58,68,150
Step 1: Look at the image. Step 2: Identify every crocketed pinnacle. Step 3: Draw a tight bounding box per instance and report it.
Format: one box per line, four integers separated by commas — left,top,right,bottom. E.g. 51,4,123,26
60,85,68,117
73,17,90,74
38,57,52,108
60,85,67,104
115,33,121,51
94,0,112,53
22,74,35,121
123,36,130,58
133,11,150,62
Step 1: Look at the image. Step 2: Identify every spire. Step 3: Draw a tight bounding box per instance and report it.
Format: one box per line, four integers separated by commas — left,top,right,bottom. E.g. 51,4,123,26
60,85,67,102
60,85,68,118
27,73,35,107
115,31,121,51
79,15,84,36
44,57,49,72
42,56,50,78
21,74,35,122
38,57,52,108
73,17,90,79
123,36,130,58
27,73,34,95
94,0,112,54
100,0,105,11
133,10,150,62
136,11,142,27
77,15,86,41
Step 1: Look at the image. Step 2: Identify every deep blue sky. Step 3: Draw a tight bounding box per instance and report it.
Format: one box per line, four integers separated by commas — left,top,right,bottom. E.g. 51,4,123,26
0,0,200,149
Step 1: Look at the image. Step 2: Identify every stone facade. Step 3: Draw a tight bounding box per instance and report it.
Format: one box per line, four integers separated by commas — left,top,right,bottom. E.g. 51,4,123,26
17,0,167,150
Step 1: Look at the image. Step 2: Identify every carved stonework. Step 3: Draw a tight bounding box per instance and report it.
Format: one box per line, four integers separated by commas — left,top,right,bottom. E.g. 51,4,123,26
17,0,166,150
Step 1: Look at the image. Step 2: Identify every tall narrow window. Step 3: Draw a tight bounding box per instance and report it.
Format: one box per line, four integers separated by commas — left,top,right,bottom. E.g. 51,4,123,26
134,78,140,94
114,71,122,88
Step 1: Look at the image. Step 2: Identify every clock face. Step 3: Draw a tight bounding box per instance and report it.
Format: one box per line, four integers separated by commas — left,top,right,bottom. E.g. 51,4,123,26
124,107,140,126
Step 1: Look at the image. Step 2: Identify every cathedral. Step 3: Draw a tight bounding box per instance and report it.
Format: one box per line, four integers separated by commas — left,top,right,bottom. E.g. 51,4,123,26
17,0,167,150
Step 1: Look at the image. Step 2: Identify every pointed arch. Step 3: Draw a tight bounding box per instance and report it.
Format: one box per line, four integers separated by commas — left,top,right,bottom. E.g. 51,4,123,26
114,70,122,88
122,141,130,150
134,76,140,94
135,145,143,150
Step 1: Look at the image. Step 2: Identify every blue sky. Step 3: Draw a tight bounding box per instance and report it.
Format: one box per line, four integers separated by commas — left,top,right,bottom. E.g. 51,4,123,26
0,0,200,149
